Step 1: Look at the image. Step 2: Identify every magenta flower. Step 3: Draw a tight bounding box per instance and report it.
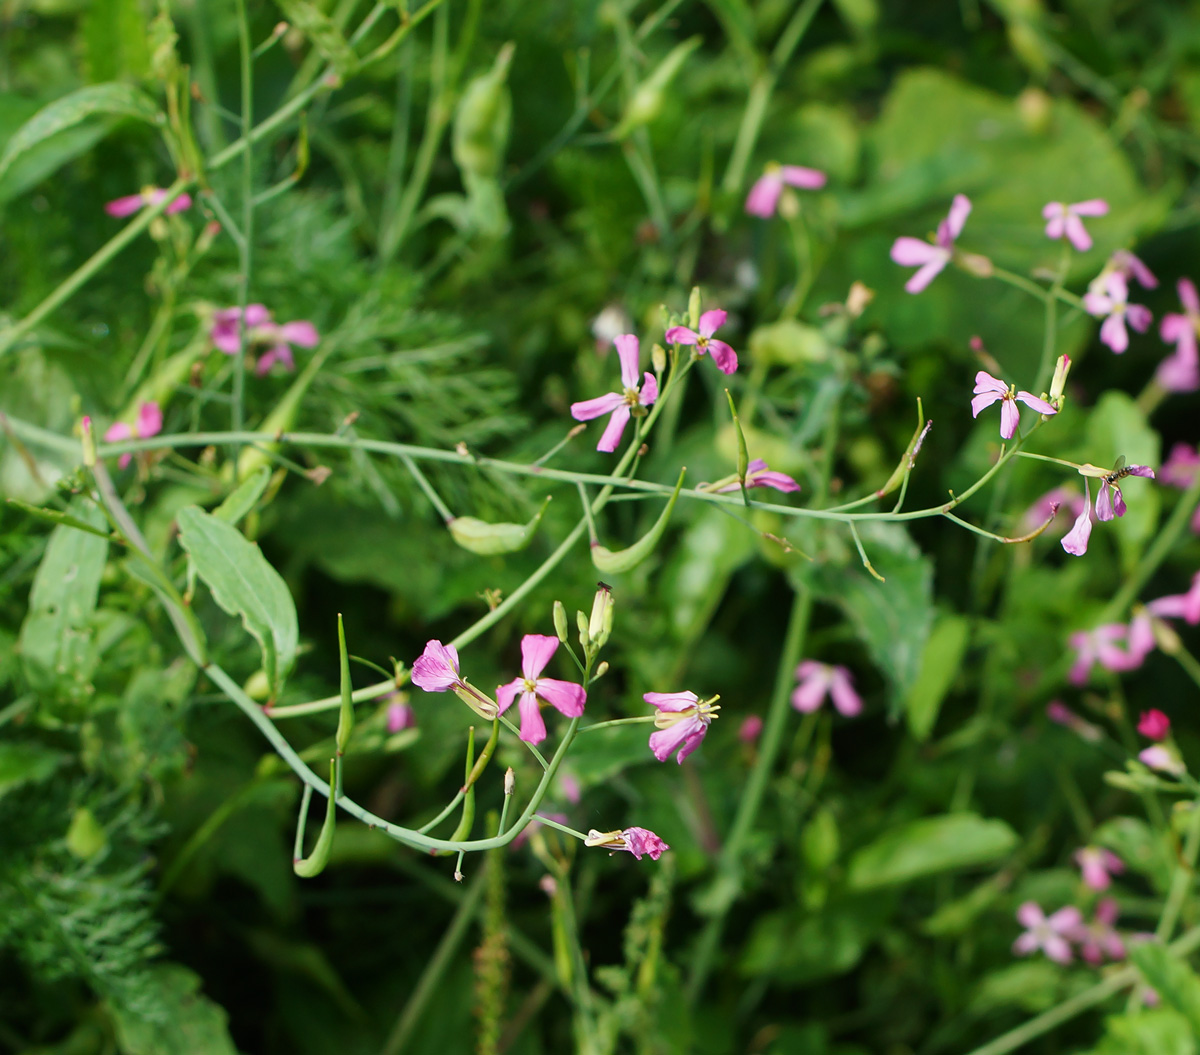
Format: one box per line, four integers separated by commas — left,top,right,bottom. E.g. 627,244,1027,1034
971,371,1057,439
585,826,669,861
791,661,862,717
103,401,163,469
386,698,416,732
1075,846,1124,891
1068,624,1142,684
411,639,498,720
1013,902,1083,964
665,309,738,374
1083,273,1153,354
1140,744,1185,775
890,194,971,294
1046,701,1103,742
496,634,586,744
644,690,720,764
1042,199,1108,252
745,162,827,218
1066,900,1127,964
1138,709,1171,741
105,187,192,218
210,304,320,375
739,714,763,744
570,333,659,452
1157,279,1200,393
709,458,800,494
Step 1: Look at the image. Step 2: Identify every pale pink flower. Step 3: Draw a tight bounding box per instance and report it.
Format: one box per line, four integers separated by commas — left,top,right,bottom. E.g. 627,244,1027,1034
1042,199,1109,252
791,661,862,717
210,304,320,374
971,371,1056,440
1068,624,1142,684
665,309,738,374
1160,445,1200,534
386,698,416,732
1083,273,1153,354
103,401,163,469
1147,572,1200,625
496,634,586,744
105,187,192,217
890,194,971,294
1139,744,1185,775
644,690,720,764
1110,249,1158,290
1066,899,1127,964
1046,701,1103,742
558,772,582,805
1075,846,1124,891
1061,478,1095,556
711,458,800,494
745,162,827,218
1013,902,1083,963
1137,709,1171,741
585,826,669,861
1157,279,1200,393
570,333,658,452
739,714,763,744
410,639,497,720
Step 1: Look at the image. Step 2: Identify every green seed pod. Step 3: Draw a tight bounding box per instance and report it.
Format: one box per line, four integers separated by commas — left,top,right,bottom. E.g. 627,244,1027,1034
612,36,702,140
592,468,686,574
553,600,569,643
294,763,337,878
335,613,354,756
448,496,551,555
453,42,515,181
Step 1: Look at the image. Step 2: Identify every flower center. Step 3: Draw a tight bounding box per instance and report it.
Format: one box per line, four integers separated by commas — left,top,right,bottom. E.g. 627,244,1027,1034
522,678,539,694
653,695,721,729
623,386,641,406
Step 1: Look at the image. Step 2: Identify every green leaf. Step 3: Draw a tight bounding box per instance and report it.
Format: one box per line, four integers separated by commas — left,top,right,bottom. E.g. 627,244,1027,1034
846,813,1017,890
109,964,238,1055
1130,944,1200,1035
905,613,970,741
1094,816,1174,894
177,505,298,701
0,741,66,799
82,0,150,83
274,0,357,74
968,961,1064,1015
212,466,272,525
1086,1009,1196,1055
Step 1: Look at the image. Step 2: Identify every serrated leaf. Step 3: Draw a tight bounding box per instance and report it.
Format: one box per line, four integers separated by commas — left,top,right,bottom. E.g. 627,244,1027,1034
177,506,298,700
275,0,357,74
846,813,1017,890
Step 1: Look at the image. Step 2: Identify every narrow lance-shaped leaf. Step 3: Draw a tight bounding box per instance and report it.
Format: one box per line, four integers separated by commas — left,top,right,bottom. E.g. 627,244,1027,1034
293,763,338,878
449,496,551,555
592,468,686,574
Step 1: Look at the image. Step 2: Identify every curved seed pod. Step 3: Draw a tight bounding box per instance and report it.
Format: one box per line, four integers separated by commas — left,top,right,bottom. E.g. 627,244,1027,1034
449,496,551,555
612,37,702,139
293,761,337,878
592,468,686,574
335,613,354,757
453,42,514,180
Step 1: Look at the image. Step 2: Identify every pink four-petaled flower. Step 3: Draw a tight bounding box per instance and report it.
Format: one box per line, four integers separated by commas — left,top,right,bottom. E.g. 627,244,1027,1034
105,187,192,218
1067,624,1141,684
644,690,720,764
971,371,1057,440
791,661,862,716
104,401,163,469
585,826,669,861
1082,273,1153,354
386,697,416,732
570,333,659,452
1158,279,1200,392
890,194,971,294
1066,899,1127,964
1075,846,1124,891
665,309,739,375
1013,902,1083,964
712,458,800,494
496,634,586,745
411,639,498,719
1042,199,1108,252
210,304,320,375
744,163,827,218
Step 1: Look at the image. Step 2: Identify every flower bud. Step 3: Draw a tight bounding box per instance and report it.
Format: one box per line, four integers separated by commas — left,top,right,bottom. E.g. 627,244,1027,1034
504,767,515,796
593,660,609,679
956,251,994,278
651,343,667,375
80,416,96,467
576,610,590,652
588,583,614,647
688,286,702,330
1049,354,1071,406
553,600,569,642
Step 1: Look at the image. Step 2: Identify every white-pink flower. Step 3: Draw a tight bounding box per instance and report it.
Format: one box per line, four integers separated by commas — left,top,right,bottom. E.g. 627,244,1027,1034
1042,199,1108,252
745,163,827,218
665,309,738,374
570,333,658,452
644,690,720,764
496,634,586,744
105,187,192,218
1075,846,1124,891
1139,744,1185,775
971,371,1057,439
890,194,971,294
1083,273,1152,354
1068,624,1143,684
1013,902,1082,964
791,661,861,716
103,401,163,469
1157,278,1200,392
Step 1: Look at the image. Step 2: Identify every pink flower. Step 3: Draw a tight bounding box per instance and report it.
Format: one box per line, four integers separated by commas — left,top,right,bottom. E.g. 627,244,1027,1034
103,401,163,469
1075,846,1124,891
890,194,971,294
1137,709,1171,741
1061,478,1095,556
665,309,738,374
1083,273,1153,354
496,634,586,744
791,661,862,717
410,639,498,719
1094,461,1155,522
971,371,1057,439
739,715,763,744
1160,445,1200,535
1068,624,1142,684
1023,486,1086,534
1147,572,1200,625
210,304,320,375
1046,701,1103,742
1157,279,1200,393
1013,902,1083,963
711,458,800,494
1139,744,1185,775
105,187,192,218
745,162,827,218
386,698,416,732
1110,249,1158,290
1042,199,1109,252
1066,899,1127,964
570,333,659,452
585,826,669,861
644,690,720,764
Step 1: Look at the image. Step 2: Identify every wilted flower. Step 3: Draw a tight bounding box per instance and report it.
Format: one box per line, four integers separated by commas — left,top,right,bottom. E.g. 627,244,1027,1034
745,162,827,218
570,333,658,452
105,187,192,217
1139,744,1185,775
665,309,738,374
1157,279,1200,393
971,371,1057,439
890,194,971,294
211,304,320,375
1068,624,1142,684
1066,899,1127,964
644,690,720,764
496,634,586,744
1046,701,1103,742
104,402,163,469
1083,273,1153,354
1075,846,1124,891
706,458,800,494
1137,709,1171,741
791,661,862,717
585,826,669,861
1013,902,1083,963
1042,199,1108,252
411,639,498,720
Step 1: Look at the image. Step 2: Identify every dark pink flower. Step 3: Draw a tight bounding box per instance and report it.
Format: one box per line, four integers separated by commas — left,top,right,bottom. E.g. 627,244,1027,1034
210,304,319,374
971,371,1057,439
1083,273,1153,354
711,458,800,494
791,661,861,717
1138,709,1171,741
1068,624,1142,684
1066,899,1127,964
570,333,658,452
745,163,827,218
890,194,971,294
103,401,162,469
644,690,720,764
1013,902,1083,963
1075,846,1124,891
105,187,192,218
585,826,669,861
665,309,738,374
1043,199,1108,252
1157,279,1200,393
496,634,586,744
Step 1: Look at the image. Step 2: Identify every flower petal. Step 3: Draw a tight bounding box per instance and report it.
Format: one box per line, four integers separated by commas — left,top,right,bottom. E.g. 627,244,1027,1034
1071,199,1110,217
698,309,727,338
828,667,862,717
890,237,941,267
780,165,827,189
520,633,559,680
614,333,641,390
999,398,1019,439
1100,313,1129,353
596,404,632,453
943,193,972,242
571,392,625,421
664,325,699,346
1015,391,1057,416
536,677,586,717
411,640,461,691
105,194,146,217
280,320,320,347
517,691,547,744
904,256,948,293
137,401,163,438
1061,482,1093,556
706,339,738,374
745,175,783,217
495,677,524,714
638,371,659,406
649,721,696,763
1064,214,1092,252
644,691,700,712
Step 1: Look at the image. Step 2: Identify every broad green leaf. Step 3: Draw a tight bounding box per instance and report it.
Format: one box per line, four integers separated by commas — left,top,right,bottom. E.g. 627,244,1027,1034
660,509,755,641
0,742,66,799
1130,944,1200,1035
274,0,357,74
846,813,1017,890
905,613,970,741
1086,1009,1196,1055
82,0,150,82
212,466,272,525
968,961,1063,1015
1094,816,1174,893
177,505,298,700
110,964,238,1055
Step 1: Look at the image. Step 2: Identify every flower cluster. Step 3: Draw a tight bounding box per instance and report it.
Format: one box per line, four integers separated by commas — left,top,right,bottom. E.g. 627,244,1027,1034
104,402,163,468
105,186,192,217
210,303,319,375
1013,900,1127,965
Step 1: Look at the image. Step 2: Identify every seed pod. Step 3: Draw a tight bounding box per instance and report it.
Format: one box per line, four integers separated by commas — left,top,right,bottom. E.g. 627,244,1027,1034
449,496,551,555
592,468,686,574
453,43,515,180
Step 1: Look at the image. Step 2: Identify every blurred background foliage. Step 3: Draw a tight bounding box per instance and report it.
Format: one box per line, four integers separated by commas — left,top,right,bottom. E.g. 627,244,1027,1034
2,0,1200,1053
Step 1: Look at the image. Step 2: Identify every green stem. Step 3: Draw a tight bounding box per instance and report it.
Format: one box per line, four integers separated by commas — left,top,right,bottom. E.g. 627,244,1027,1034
575,715,658,734
232,0,256,473
1156,793,1200,942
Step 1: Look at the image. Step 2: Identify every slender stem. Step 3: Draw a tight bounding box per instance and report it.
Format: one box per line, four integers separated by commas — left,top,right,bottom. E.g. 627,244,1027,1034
575,715,658,734
400,452,454,521
232,0,255,473
1156,793,1200,942
532,815,588,841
